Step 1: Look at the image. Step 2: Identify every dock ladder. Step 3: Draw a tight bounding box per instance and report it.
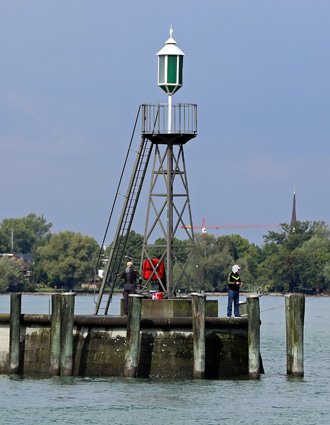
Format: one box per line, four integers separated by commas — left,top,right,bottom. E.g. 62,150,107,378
93,107,154,315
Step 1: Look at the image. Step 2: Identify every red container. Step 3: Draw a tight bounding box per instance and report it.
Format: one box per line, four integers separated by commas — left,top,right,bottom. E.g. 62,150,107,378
152,292,163,300
142,259,164,281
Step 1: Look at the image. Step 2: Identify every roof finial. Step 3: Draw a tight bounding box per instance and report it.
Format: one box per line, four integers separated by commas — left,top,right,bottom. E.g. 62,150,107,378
165,24,177,45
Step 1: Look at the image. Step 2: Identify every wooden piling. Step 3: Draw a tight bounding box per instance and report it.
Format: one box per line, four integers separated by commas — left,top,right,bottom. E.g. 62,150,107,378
60,293,76,377
247,295,260,379
285,294,305,377
9,293,22,374
191,293,206,379
49,294,62,375
239,300,247,316
123,294,143,378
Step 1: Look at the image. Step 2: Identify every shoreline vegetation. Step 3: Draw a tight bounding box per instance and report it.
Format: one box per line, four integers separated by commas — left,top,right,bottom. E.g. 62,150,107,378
0,291,328,297
2,215,330,295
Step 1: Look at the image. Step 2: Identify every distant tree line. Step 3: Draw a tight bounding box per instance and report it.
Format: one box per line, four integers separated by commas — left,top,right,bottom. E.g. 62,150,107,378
0,213,99,292
194,220,330,294
1,213,330,294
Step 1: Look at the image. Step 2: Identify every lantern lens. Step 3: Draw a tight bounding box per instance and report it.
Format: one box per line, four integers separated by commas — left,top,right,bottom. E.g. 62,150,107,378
159,56,165,84
167,55,177,84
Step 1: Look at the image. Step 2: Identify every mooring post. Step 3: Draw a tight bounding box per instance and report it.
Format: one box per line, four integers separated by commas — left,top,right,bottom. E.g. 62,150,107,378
10,293,22,374
285,294,305,377
123,294,143,378
191,293,206,379
49,294,62,375
239,300,247,316
247,295,260,379
60,293,76,377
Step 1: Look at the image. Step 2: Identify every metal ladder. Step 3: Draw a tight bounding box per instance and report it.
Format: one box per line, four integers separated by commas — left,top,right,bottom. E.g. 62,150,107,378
93,134,152,314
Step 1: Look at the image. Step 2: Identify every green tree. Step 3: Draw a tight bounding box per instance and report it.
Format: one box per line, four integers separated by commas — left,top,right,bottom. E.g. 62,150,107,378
260,221,330,292
237,245,260,287
195,233,218,258
122,230,144,268
292,234,330,292
37,231,99,289
0,256,27,293
0,213,52,254
100,231,145,286
198,247,233,291
147,236,190,266
216,234,250,261
264,221,323,250
190,234,234,291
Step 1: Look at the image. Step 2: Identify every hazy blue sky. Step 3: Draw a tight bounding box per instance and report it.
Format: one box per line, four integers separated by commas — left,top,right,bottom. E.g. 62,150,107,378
1,1,329,246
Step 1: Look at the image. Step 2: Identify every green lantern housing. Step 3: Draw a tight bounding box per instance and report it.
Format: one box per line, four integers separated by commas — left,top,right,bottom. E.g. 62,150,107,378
157,27,184,95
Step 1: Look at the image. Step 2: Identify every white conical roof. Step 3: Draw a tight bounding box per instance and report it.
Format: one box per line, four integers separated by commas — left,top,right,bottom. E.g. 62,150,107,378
157,26,185,56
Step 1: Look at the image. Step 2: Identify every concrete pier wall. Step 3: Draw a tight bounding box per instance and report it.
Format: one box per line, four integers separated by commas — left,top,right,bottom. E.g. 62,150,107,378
0,315,248,378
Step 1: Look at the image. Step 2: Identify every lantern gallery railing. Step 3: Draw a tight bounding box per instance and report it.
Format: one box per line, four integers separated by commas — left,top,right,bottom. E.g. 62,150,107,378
141,103,197,136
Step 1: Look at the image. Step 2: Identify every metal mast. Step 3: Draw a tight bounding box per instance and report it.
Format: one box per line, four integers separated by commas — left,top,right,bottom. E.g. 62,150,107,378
140,27,200,297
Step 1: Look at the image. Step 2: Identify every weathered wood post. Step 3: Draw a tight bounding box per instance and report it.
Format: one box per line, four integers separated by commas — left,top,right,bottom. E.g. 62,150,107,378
10,293,22,374
191,293,206,379
247,295,261,379
123,294,143,378
60,293,76,377
285,294,305,377
239,300,247,317
49,294,62,375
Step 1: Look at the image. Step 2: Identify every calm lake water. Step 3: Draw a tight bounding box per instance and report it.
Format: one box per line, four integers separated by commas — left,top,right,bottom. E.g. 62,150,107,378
0,294,329,425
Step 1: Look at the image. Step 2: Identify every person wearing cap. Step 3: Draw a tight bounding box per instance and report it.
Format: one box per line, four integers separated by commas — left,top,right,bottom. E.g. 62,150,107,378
227,264,244,317
117,261,143,316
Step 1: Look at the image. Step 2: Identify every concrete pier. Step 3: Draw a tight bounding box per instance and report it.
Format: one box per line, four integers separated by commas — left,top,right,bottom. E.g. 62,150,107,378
9,293,21,374
123,294,143,378
120,298,218,318
285,294,305,377
191,293,206,379
1,294,251,379
247,295,260,379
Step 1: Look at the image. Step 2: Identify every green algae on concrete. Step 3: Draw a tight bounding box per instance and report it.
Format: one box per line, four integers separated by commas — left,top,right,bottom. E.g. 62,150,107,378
205,331,248,379
139,331,194,379
72,329,126,377
0,312,249,379
24,327,51,374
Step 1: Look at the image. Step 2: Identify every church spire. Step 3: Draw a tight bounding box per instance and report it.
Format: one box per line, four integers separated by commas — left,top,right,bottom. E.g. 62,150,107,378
291,187,297,224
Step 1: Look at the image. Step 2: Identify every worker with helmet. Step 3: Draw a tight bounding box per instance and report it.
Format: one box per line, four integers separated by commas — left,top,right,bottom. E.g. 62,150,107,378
227,264,244,317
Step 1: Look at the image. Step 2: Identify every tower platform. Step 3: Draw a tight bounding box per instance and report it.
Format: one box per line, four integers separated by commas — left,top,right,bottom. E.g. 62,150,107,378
143,132,196,145
141,102,197,144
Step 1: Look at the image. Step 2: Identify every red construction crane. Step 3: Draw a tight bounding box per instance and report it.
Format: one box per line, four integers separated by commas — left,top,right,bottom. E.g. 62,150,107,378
182,218,281,233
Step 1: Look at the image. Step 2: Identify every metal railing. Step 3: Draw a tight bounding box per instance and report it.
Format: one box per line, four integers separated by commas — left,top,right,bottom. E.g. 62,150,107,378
141,103,197,135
